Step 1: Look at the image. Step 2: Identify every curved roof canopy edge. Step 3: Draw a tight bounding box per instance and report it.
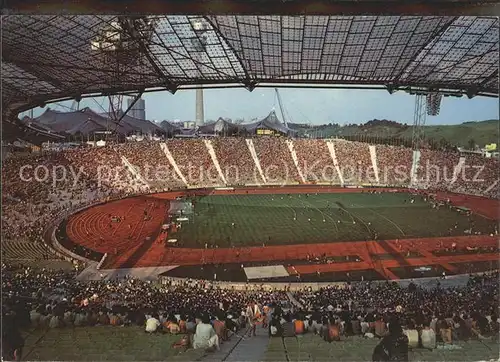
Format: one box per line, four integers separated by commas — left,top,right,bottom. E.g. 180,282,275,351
2,15,499,114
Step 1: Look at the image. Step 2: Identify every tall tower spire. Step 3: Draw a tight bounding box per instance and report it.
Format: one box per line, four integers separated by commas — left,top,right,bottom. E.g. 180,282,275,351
195,87,204,126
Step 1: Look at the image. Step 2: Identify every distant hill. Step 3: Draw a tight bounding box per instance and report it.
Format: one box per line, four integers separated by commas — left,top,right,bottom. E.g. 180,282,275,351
291,119,499,148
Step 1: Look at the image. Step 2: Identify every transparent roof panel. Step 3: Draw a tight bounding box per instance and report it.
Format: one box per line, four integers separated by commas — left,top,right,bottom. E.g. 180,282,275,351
2,15,498,111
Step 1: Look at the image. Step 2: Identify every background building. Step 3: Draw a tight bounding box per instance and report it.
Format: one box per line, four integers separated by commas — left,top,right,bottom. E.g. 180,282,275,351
128,97,146,120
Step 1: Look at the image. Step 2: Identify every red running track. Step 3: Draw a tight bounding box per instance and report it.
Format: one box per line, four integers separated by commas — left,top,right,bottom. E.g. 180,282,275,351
65,186,500,278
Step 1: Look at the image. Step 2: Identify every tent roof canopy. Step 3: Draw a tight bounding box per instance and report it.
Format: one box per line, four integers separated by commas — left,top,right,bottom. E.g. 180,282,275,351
30,107,139,136
99,111,166,134
198,118,242,134
2,15,498,113
242,110,295,134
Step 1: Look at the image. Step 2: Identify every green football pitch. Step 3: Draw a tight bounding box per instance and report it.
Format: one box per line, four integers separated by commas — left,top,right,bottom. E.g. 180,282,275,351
173,192,496,248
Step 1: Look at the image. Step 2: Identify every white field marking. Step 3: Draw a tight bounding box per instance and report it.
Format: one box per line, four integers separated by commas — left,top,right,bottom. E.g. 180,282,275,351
366,207,406,237
268,193,298,222
339,203,373,239
326,140,344,186
298,196,339,233
121,155,150,190
349,199,405,237
285,196,299,221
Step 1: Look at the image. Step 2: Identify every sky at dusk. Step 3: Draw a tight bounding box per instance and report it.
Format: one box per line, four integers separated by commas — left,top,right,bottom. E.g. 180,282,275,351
30,87,499,126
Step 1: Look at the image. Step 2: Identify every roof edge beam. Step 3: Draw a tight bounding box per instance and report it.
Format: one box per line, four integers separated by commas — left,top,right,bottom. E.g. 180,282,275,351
8,1,500,16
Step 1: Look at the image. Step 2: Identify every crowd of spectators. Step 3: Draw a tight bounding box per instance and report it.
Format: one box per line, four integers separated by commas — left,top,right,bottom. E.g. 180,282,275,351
451,154,499,199
115,142,185,191
252,137,301,184
211,138,261,185
1,147,142,265
65,146,148,193
2,151,107,243
376,145,413,186
1,265,287,358
166,139,224,187
416,149,460,191
293,139,341,184
290,272,498,346
4,139,497,207
333,140,374,185
2,265,498,360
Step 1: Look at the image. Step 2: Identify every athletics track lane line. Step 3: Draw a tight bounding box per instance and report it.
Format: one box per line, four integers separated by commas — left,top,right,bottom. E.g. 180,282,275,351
110,200,158,269
110,201,136,237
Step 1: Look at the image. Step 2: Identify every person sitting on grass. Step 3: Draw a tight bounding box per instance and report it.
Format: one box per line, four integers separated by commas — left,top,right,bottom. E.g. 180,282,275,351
436,316,452,344
420,321,436,350
213,313,227,343
375,316,388,338
145,313,161,333
168,318,181,335
98,310,110,326
294,313,305,335
403,321,418,349
323,317,340,342
178,316,187,334
372,317,408,362
109,312,122,327
193,314,220,351
186,315,197,334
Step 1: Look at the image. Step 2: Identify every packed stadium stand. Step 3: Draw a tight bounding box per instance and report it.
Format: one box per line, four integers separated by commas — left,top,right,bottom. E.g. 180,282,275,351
252,137,302,184
115,142,185,191
3,138,499,264
294,139,341,184
211,137,260,185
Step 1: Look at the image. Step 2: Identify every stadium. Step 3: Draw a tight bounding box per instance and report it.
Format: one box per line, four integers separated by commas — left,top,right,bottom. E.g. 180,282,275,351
2,9,499,362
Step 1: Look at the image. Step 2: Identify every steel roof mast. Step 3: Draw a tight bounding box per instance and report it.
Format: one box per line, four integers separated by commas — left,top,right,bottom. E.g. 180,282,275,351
274,88,288,128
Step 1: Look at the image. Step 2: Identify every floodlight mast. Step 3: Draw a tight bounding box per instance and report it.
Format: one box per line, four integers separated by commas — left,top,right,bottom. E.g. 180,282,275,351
411,94,427,152
90,17,156,125
409,88,444,152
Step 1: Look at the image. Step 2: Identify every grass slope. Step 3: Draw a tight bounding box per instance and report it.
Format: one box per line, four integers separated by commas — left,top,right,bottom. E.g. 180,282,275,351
22,326,205,361
173,193,496,248
294,119,499,147
264,334,500,362
20,325,500,361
